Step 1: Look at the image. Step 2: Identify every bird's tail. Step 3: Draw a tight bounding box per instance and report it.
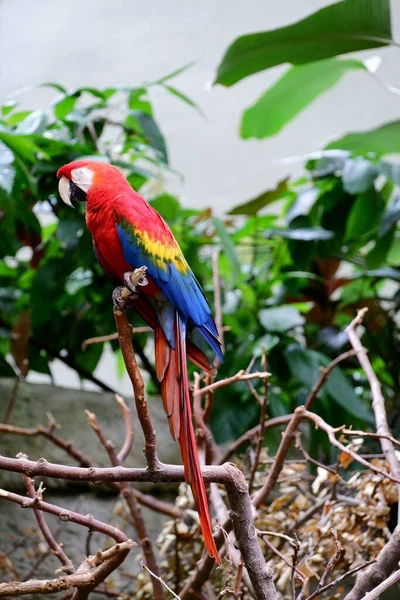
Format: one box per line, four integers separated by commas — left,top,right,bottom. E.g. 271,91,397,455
155,313,221,564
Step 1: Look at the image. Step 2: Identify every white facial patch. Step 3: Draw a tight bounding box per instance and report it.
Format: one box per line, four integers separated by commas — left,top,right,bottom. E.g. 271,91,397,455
71,166,94,193
58,176,73,207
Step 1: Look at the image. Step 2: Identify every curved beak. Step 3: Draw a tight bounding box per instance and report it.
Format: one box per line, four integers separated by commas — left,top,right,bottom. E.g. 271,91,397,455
58,176,74,208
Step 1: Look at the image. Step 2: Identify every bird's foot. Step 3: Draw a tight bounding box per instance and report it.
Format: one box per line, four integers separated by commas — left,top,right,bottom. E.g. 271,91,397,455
112,286,133,311
123,268,148,294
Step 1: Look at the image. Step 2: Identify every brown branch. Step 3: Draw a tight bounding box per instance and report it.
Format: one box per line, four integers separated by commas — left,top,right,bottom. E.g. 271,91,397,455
113,268,160,471
249,349,269,493
198,370,270,398
346,308,400,522
0,486,129,543
361,568,400,600
304,559,376,600
252,408,304,507
344,526,400,600
0,541,135,598
115,394,134,463
301,409,400,485
181,464,276,600
0,421,179,518
193,373,221,464
219,415,292,464
0,420,93,467
82,326,152,350
141,563,182,599
0,454,276,597
23,474,74,574
294,432,342,480
85,409,165,600
316,530,344,591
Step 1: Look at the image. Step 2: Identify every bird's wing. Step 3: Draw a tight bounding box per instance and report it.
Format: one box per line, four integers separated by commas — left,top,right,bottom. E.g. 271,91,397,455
114,202,222,360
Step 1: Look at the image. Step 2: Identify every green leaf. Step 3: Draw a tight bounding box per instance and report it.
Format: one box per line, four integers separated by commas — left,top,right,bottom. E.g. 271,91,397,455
54,95,78,120
128,88,152,114
212,217,242,277
0,132,40,162
324,364,374,423
1,101,17,116
241,58,365,139
215,0,391,86
327,120,400,156
365,226,395,269
131,111,168,163
345,188,385,240
267,227,334,241
259,305,304,332
342,157,380,194
163,85,200,112
42,82,67,93
229,178,289,215
232,215,277,241
155,62,194,84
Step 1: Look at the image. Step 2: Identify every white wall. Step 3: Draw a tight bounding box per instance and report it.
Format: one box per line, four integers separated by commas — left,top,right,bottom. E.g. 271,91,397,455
2,0,400,214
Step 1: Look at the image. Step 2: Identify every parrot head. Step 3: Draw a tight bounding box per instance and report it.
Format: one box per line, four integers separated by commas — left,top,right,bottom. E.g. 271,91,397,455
57,160,130,208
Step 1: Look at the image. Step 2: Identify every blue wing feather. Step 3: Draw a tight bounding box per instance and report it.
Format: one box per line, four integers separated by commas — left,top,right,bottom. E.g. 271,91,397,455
116,221,222,361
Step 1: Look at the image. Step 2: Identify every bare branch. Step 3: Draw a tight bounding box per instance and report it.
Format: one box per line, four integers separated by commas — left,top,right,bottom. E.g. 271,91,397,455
346,308,400,522
361,568,400,600
23,474,74,574
115,394,134,463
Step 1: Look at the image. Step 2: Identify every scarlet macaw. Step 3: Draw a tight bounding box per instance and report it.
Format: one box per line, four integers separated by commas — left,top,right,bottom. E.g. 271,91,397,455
57,160,222,563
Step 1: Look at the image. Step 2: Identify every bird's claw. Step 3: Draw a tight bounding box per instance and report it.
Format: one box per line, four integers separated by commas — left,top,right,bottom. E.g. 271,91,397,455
123,270,148,294
112,286,130,311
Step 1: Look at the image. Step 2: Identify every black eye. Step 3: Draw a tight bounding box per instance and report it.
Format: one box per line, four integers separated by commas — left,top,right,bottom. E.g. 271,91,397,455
69,180,87,203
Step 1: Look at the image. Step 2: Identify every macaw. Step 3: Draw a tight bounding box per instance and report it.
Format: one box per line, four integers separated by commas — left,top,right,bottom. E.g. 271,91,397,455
57,160,222,563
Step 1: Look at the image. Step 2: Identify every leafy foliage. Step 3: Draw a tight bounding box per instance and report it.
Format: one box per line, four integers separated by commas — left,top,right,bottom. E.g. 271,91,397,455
215,0,395,143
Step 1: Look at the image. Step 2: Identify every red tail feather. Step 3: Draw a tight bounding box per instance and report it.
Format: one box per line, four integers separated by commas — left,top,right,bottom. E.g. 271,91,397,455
155,315,221,563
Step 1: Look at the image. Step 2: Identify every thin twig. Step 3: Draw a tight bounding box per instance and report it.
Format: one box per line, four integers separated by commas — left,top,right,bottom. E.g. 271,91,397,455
198,370,270,398
141,563,182,599
23,474,74,574
82,327,152,350
252,408,304,507
115,394,134,463
248,349,269,493
306,560,376,600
